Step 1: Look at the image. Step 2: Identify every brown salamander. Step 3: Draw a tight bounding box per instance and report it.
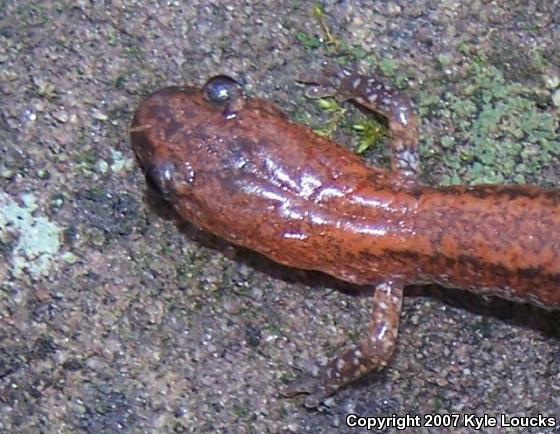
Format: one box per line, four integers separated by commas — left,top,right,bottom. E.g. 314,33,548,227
130,67,560,407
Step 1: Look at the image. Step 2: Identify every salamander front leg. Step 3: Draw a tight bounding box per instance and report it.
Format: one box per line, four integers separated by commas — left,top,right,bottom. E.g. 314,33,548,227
282,281,404,407
299,66,420,180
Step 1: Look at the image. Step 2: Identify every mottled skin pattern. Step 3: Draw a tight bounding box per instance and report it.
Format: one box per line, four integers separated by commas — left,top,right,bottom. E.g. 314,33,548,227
130,69,560,407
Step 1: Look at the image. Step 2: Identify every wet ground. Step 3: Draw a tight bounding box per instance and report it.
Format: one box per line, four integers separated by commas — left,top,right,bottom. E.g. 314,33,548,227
1,1,560,433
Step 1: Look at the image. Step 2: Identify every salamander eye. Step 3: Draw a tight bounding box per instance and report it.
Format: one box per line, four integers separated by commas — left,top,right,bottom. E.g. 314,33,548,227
202,75,245,119
203,75,240,104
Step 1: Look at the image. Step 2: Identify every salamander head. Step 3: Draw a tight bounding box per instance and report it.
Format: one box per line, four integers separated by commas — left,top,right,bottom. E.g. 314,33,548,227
130,75,294,240
130,76,248,201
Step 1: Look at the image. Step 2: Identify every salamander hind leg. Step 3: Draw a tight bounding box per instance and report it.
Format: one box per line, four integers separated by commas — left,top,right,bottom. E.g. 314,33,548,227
282,281,404,407
298,65,420,180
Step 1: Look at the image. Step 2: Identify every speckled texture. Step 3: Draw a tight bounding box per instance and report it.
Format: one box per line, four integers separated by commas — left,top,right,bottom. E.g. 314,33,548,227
1,1,559,433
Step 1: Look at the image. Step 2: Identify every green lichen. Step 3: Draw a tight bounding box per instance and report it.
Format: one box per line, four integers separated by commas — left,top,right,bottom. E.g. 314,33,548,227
110,148,134,173
0,192,62,279
378,57,398,77
436,56,559,185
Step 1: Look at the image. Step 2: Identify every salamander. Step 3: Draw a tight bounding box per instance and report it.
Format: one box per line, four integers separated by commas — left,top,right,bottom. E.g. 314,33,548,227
130,67,560,407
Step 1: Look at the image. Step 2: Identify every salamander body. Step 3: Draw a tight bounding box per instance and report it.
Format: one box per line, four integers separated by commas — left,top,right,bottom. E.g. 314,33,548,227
131,69,560,406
